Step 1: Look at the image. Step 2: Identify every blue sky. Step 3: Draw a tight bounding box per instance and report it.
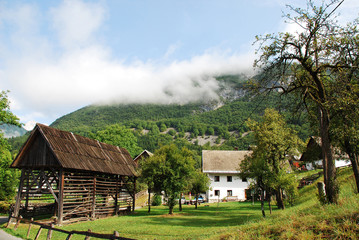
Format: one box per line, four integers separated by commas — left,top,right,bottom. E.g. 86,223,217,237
0,0,358,130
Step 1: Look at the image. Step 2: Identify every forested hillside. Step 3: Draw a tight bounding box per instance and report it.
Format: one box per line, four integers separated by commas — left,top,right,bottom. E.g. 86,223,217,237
9,75,312,157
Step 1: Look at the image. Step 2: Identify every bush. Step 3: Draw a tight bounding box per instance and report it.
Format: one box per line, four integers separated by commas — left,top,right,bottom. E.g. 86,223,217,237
0,201,11,214
151,194,162,206
168,129,176,136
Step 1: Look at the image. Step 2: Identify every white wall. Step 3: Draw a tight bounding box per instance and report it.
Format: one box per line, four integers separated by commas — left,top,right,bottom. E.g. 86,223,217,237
206,173,249,203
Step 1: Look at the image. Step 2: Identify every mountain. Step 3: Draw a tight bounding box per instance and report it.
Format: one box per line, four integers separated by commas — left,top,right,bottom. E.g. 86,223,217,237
50,74,252,136
9,75,312,155
0,123,28,139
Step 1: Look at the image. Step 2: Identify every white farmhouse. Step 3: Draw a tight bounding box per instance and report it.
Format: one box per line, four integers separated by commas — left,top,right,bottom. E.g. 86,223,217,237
202,150,251,203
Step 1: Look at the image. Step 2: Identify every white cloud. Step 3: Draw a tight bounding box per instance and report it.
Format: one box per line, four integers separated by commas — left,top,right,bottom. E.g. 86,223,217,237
23,121,38,131
0,0,255,125
50,0,106,49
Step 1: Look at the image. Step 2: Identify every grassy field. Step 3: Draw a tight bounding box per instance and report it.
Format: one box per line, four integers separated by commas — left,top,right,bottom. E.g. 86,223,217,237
2,167,359,239
1,201,270,240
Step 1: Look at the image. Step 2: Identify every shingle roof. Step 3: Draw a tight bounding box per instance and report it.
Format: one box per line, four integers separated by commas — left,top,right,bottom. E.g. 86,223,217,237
11,123,137,176
202,150,251,173
133,149,153,165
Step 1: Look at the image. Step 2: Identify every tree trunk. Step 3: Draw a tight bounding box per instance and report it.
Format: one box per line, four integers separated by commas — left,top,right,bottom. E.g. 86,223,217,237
169,205,174,215
350,155,359,194
267,191,272,214
179,193,182,212
260,189,266,218
320,108,338,204
275,188,285,210
168,196,175,215
147,188,151,213
195,193,198,209
344,139,359,194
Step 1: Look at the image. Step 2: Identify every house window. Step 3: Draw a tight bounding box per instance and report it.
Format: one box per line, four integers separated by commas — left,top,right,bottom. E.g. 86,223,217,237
242,177,247,182
214,176,220,182
227,190,233,196
214,190,220,196
227,176,232,182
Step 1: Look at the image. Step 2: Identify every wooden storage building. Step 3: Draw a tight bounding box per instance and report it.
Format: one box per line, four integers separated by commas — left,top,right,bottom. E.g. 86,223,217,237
10,123,137,224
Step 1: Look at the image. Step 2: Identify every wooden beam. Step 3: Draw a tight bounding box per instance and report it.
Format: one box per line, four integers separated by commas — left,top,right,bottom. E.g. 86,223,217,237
41,169,59,203
115,175,119,215
11,169,26,223
57,169,64,225
132,177,136,212
91,174,96,219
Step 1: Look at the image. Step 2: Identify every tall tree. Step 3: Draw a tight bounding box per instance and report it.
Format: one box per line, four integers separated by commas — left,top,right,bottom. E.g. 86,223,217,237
139,154,165,213
239,147,270,217
190,169,210,209
327,19,359,193
140,144,195,214
240,109,302,211
253,0,357,203
0,90,21,200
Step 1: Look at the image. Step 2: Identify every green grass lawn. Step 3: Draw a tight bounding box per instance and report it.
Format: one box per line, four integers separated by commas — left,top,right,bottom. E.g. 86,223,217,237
2,167,359,240
1,201,270,240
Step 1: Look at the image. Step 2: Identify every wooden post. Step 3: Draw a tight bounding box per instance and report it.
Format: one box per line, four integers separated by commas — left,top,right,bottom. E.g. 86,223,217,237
47,223,53,240
34,227,43,240
66,233,73,240
91,175,96,219
115,175,119,215
14,215,22,230
26,217,34,238
12,169,26,223
85,229,92,240
132,177,136,212
57,169,64,225
25,170,30,210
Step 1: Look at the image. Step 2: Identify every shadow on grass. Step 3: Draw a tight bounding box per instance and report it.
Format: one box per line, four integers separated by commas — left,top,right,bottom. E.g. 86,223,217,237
126,201,271,228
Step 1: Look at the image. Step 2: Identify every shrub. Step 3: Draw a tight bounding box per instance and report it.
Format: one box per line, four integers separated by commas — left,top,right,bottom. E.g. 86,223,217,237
0,201,11,214
151,194,162,206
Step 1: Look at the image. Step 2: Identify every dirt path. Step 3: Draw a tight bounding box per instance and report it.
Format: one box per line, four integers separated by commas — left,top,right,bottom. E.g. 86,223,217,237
0,216,23,240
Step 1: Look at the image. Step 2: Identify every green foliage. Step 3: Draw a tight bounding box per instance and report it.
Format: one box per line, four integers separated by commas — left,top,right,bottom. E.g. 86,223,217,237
190,169,210,208
167,129,176,136
0,91,20,126
0,201,11,213
92,124,142,158
0,90,20,201
191,169,210,195
240,109,303,210
151,194,162,206
0,145,18,201
254,0,359,204
140,144,196,214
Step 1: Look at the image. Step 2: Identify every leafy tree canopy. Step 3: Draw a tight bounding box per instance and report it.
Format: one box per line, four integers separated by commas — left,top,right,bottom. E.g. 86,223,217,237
92,124,142,158
240,109,302,213
140,144,196,214
253,0,358,204
0,90,20,201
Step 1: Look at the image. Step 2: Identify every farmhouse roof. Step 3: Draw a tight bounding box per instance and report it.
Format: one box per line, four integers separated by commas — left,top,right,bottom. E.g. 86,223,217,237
11,123,137,176
133,149,153,166
202,150,251,173
299,136,348,162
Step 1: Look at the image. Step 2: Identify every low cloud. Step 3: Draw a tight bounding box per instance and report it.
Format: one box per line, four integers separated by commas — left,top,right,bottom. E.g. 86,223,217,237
1,0,255,125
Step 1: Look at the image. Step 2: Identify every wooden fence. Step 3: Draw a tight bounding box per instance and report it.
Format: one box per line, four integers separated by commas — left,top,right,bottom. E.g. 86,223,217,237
7,216,134,240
